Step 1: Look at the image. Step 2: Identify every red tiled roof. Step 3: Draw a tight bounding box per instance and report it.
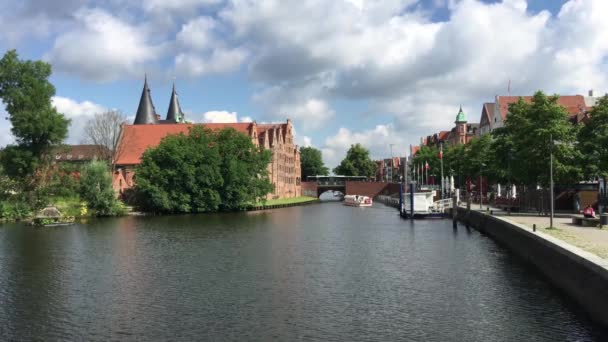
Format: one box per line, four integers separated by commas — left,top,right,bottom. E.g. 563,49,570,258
498,95,586,120
411,145,420,155
438,131,450,141
115,123,253,165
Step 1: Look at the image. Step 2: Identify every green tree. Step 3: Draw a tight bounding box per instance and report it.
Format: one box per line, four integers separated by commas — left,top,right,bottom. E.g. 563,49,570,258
504,91,580,186
215,128,273,211
135,126,273,213
79,161,123,216
300,146,328,180
578,95,608,179
333,143,376,177
411,145,440,181
0,50,70,200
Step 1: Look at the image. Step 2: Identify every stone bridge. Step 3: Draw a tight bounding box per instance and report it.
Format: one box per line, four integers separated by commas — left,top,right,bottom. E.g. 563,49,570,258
301,179,401,198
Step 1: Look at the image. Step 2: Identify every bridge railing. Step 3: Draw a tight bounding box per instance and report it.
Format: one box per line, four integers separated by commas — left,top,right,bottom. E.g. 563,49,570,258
377,195,400,208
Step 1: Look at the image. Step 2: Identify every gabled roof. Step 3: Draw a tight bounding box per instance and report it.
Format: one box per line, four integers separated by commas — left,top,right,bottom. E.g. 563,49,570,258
115,123,253,165
480,102,495,126
411,145,420,155
497,95,586,120
438,131,450,141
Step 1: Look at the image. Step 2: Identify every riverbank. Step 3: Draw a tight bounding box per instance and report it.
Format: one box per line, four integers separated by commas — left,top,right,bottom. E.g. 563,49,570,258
247,196,319,211
456,207,608,329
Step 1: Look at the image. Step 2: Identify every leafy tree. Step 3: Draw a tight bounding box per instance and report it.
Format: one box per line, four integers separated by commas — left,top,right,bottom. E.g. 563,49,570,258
135,127,273,213
0,50,70,206
411,145,440,181
215,128,273,211
504,91,580,186
333,143,376,177
300,146,328,180
0,50,69,151
578,95,608,179
79,161,123,216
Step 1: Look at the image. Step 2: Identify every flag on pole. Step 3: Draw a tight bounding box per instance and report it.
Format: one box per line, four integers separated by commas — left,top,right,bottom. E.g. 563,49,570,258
508,79,511,95
438,149,443,159
425,161,429,170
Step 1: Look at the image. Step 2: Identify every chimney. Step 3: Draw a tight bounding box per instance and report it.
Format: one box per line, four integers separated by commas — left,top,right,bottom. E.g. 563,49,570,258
589,89,594,97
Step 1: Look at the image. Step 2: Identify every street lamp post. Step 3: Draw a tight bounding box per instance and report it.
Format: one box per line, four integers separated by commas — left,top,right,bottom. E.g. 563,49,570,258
440,143,444,199
390,144,395,183
550,134,554,229
480,163,486,210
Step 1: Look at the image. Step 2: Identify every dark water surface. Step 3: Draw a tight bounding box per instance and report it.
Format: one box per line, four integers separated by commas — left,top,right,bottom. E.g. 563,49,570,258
1,202,607,341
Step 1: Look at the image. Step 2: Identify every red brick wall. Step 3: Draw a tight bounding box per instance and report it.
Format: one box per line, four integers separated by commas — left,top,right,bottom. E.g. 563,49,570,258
301,182,318,197
345,182,389,198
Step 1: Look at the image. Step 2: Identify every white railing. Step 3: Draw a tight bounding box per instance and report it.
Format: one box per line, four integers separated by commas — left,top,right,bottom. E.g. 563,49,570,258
432,198,453,213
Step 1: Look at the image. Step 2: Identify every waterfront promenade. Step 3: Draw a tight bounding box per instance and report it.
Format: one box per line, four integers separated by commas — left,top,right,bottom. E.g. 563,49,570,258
469,205,608,260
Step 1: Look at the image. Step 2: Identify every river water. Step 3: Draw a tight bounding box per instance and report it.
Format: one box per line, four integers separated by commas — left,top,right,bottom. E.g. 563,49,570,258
1,201,606,341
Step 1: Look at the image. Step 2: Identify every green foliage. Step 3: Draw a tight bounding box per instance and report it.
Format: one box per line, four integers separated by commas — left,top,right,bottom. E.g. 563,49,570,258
215,128,274,211
578,95,608,179
411,145,440,179
333,143,376,177
79,160,124,216
135,126,274,213
0,50,69,149
0,199,31,220
503,91,581,186
300,146,328,180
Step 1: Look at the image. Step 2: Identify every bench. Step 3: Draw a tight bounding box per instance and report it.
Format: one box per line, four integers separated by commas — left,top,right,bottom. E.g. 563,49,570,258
571,216,600,227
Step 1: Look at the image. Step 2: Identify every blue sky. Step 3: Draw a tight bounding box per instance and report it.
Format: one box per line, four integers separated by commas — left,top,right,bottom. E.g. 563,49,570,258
1,0,605,167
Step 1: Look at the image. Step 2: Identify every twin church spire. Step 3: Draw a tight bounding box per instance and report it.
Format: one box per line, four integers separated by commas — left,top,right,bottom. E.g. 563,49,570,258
133,76,185,125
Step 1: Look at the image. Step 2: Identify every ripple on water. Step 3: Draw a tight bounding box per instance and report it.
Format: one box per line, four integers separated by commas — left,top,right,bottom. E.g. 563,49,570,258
0,203,607,341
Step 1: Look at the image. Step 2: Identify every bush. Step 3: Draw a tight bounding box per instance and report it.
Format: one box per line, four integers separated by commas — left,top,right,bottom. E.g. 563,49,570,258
0,199,31,220
79,161,124,216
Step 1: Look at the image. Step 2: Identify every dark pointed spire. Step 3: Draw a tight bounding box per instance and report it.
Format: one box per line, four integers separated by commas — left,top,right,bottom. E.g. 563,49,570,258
133,75,157,124
165,82,184,123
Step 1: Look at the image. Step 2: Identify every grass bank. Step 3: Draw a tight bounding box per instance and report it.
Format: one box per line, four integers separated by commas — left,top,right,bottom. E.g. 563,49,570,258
259,196,318,206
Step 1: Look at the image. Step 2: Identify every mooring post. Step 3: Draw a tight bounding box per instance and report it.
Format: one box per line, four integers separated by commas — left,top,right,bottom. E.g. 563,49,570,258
410,182,414,219
452,194,458,228
533,224,536,232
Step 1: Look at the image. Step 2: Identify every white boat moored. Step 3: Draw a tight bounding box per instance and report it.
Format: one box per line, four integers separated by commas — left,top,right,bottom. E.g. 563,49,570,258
344,195,373,207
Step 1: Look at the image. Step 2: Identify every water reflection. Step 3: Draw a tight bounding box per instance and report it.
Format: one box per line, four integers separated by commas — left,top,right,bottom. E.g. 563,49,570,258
0,203,606,341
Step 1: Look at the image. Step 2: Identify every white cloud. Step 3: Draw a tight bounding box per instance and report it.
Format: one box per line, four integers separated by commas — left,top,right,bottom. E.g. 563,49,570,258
176,16,217,51
240,116,253,123
143,0,223,13
322,124,407,167
175,47,247,77
52,96,107,143
46,8,159,81
202,110,238,123
301,136,312,147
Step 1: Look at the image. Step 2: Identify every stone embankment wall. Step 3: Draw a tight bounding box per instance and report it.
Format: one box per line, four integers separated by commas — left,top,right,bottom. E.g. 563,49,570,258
456,208,608,328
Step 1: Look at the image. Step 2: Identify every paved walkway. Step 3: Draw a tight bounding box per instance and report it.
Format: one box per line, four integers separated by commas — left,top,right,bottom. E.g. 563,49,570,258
459,203,608,260
505,215,608,260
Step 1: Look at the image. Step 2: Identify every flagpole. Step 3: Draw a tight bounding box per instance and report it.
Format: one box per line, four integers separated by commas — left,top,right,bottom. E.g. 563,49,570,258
440,144,444,199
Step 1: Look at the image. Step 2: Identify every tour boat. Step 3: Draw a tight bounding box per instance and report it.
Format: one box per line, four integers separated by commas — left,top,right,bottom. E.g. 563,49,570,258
343,195,373,207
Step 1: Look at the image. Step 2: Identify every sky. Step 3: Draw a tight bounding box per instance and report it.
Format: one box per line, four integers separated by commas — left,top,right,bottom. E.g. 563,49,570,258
1,0,607,167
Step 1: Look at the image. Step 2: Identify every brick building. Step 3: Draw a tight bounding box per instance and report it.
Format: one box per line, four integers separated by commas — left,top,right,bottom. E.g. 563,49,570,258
112,78,301,199
478,94,590,135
